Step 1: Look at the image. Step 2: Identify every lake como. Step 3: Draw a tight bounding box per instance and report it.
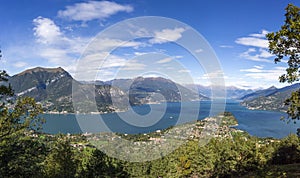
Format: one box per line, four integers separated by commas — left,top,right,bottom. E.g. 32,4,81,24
42,100,300,138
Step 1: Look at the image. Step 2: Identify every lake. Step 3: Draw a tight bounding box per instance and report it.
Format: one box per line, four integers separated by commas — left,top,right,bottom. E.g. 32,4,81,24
42,100,300,138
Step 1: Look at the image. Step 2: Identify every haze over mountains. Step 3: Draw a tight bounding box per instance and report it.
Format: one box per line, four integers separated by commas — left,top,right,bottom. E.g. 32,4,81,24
7,67,299,113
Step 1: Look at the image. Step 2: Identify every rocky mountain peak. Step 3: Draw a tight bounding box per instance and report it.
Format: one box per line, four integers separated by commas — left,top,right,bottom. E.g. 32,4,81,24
16,67,66,76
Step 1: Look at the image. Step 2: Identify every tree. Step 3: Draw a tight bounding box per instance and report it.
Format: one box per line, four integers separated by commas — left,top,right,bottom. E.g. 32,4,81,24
0,49,45,177
0,50,13,105
82,149,128,178
266,4,300,122
43,135,78,178
271,134,300,164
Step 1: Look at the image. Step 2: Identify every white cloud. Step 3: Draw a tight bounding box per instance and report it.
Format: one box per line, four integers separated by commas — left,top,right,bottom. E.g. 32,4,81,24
240,48,273,63
195,48,203,53
249,30,269,38
39,48,72,65
156,57,173,64
219,45,233,48
253,65,264,69
85,38,142,54
33,16,62,44
235,30,270,48
201,70,225,80
240,66,285,81
155,56,182,64
32,15,144,74
122,60,146,71
31,16,95,74
81,52,125,69
235,37,268,48
149,28,185,44
130,27,150,37
142,74,163,78
78,53,146,71
258,49,273,58
240,68,262,73
178,69,190,73
174,55,183,59
13,61,28,68
134,52,148,56
31,14,150,81
58,1,133,22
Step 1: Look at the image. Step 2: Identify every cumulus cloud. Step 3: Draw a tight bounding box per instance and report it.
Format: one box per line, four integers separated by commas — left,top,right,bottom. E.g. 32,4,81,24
32,16,92,73
150,28,185,44
33,16,62,44
58,1,133,22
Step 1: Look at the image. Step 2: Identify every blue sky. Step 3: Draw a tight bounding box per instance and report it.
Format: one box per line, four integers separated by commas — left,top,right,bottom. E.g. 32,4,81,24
1,0,300,89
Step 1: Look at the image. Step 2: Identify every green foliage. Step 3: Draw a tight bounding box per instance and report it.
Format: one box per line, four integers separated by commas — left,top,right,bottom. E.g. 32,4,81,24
81,149,128,178
267,4,300,82
284,90,300,120
42,135,78,178
271,134,300,165
0,136,46,178
267,4,300,121
0,58,46,177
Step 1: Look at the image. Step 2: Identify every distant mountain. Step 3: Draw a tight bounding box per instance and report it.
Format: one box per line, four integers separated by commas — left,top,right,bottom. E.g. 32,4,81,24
240,86,278,101
225,86,255,99
184,84,254,99
129,77,207,104
8,67,206,113
101,77,208,105
104,78,133,91
241,83,300,111
72,83,128,113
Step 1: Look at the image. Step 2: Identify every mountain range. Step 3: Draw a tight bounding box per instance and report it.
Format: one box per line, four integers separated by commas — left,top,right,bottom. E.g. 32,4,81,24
184,84,255,99
240,83,300,111
7,66,299,113
8,67,207,113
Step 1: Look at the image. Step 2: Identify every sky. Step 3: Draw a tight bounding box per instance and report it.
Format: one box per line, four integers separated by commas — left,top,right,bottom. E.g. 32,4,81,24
1,0,300,89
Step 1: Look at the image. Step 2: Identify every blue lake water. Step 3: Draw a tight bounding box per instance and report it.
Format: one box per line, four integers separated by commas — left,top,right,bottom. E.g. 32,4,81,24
42,101,300,138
